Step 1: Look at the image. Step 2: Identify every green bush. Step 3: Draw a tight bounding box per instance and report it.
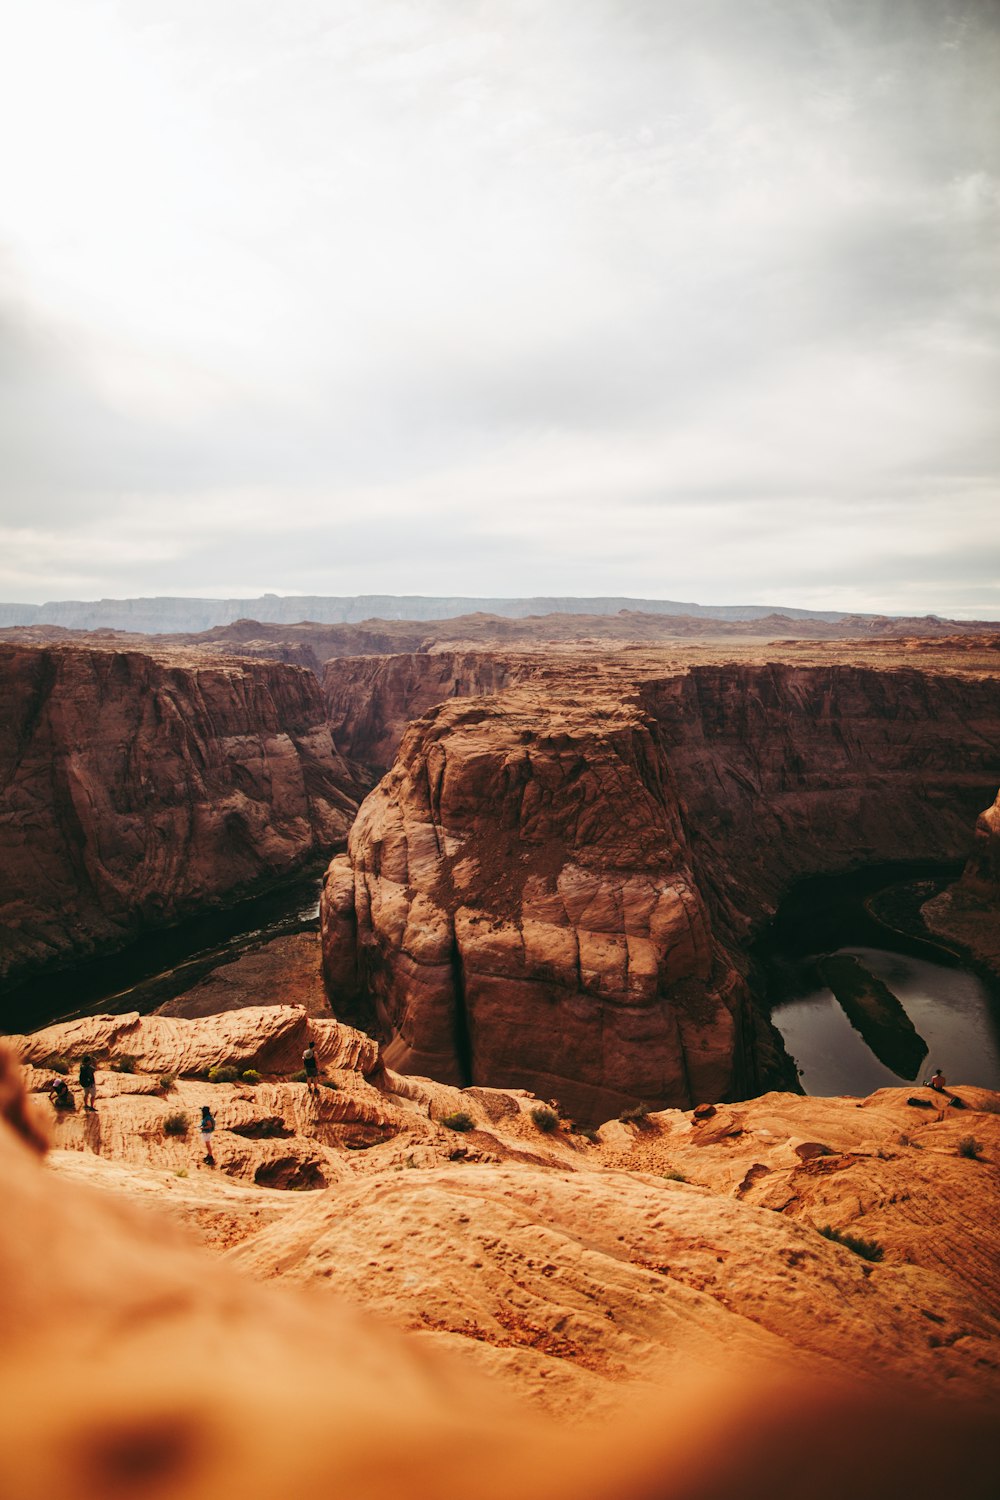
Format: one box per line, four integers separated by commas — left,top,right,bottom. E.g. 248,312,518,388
619,1101,651,1125
163,1112,189,1137
43,1054,70,1075
320,1079,339,1090
530,1105,559,1134
114,1055,137,1075
958,1135,983,1160
569,1121,600,1143
291,1069,308,1083
441,1111,474,1133
818,1225,884,1262
662,1169,689,1183
241,1069,261,1085
158,1073,177,1093
208,1065,240,1084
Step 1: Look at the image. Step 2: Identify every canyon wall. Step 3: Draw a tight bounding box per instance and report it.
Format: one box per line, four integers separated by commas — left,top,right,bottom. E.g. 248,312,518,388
322,652,554,768
642,664,1000,950
322,661,1000,1118
0,644,360,994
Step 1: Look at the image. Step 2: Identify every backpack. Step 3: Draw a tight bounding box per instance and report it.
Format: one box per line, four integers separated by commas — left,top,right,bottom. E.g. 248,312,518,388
202,1114,215,1134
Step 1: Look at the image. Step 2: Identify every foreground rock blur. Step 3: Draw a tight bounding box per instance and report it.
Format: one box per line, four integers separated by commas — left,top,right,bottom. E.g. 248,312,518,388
2,1012,998,1498
9,1006,1000,1418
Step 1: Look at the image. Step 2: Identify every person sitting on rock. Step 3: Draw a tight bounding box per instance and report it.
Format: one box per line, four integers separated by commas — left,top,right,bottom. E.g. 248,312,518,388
47,1078,73,1111
200,1105,217,1166
78,1055,97,1112
929,1069,947,1092
303,1042,320,1098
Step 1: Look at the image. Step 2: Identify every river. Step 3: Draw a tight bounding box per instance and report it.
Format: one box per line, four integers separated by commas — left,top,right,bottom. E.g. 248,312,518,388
1,869,326,1035
758,863,1000,1095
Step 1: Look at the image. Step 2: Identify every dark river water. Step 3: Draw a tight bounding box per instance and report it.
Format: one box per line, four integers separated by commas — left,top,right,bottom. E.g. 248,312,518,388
758,863,1000,1095
1,871,325,1035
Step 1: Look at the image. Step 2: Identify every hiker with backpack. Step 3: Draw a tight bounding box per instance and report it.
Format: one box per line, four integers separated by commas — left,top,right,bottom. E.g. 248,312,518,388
78,1055,97,1112
303,1041,320,1098
200,1105,217,1166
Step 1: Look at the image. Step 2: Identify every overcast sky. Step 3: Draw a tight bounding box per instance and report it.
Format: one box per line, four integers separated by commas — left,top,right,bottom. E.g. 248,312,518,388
1,0,998,615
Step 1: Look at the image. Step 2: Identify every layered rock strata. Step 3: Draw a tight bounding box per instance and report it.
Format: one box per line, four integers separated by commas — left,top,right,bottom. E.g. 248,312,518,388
322,662,1000,1116
323,692,753,1120
923,786,1000,976
0,644,359,993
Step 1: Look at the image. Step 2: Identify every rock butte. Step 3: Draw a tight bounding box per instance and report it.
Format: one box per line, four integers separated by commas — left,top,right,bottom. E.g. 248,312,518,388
321,653,1000,1118
1,1005,997,1496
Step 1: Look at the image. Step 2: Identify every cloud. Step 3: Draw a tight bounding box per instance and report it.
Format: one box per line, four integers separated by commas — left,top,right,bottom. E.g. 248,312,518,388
0,0,997,614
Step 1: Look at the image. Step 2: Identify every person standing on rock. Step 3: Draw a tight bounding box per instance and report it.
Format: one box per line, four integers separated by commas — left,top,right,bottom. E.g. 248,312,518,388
200,1105,217,1167
78,1055,97,1112
303,1041,320,1098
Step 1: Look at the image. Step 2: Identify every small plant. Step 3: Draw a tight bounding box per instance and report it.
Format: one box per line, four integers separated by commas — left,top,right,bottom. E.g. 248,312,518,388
174,1168,188,1179
440,1111,474,1133
114,1055,137,1074
291,1069,308,1083
619,1101,651,1125
42,1054,70,1075
158,1074,176,1093
530,1104,559,1133
208,1065,240,1084
163,1112,189,1137
320,1079,339,1090
662,1169,689,1183
957,1136,984,1160
241,1069,261,1084
570,1122,600,1143
818,1225,884,1262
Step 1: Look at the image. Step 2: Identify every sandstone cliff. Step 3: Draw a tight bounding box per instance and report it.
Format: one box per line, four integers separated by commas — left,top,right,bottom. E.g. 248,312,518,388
922,785,1000,976
322,661,1000,1116
0,644,360,997
322,690,755,1120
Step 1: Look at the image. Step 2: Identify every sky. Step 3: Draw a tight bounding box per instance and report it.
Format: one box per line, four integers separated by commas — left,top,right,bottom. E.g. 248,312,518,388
1,0,998,617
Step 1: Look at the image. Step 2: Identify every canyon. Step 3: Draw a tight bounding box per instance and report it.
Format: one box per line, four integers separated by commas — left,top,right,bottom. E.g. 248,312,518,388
321,653,1000,1118
3,631,999,1121
0,644,362,997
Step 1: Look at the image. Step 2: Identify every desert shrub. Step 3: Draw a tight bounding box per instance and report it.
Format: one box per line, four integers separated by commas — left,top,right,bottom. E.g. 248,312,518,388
320,1079,339,1090
114,1055,137,1074
440,1111,474,1133
957,1135,984,1160
158,1074,176,1093
42,1054,70,1075
291,1069,308,1083
531,1105,559,1134
818,1225,884,1262
163,1112,189,1137
619,1101,651,1125
208,1065,240,1084
240,1069,261,1084
662,1169,689,1183
570,1122,600,1143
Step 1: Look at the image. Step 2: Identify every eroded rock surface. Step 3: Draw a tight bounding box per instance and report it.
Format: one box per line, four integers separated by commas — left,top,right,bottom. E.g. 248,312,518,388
923,786,1000,976
0,643,359,995
4,1006,999,1447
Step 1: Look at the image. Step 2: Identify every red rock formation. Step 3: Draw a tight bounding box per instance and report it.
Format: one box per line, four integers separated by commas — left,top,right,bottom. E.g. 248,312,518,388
323,691,751,1121
642,663,1000,943
962,788,1000,899
322,661,1000,1117
322,651,550,768
0,644,359,993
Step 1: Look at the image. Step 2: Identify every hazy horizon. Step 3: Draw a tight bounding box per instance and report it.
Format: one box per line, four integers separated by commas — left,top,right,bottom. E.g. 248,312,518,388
2,2,998,617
